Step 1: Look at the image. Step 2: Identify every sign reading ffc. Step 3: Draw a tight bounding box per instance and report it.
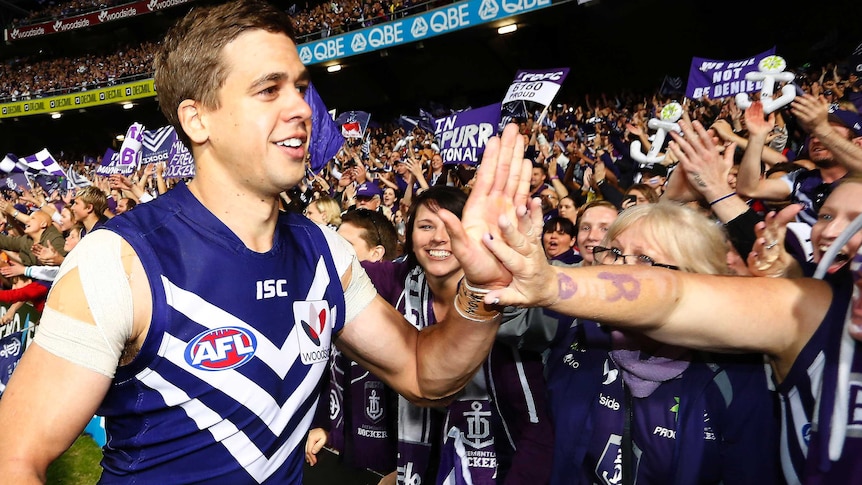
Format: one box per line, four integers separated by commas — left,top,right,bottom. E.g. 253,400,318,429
502,68,570,106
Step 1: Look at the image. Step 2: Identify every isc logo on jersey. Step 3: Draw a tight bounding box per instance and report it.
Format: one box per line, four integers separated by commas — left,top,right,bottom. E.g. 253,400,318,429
185,326,257,371
295,300,333,365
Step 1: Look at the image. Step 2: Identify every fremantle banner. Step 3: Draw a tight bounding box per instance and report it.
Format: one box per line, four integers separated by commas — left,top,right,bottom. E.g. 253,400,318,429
165,139,195,179
434,103,501,165
4,0,192,42
686,47,776,100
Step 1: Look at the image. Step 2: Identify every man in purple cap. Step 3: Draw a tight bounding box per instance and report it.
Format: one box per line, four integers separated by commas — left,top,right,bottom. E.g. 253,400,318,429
354,181,383,212
736,95,862,226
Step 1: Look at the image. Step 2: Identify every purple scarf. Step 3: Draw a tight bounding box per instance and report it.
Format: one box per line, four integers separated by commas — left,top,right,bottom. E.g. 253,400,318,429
609,331,691,398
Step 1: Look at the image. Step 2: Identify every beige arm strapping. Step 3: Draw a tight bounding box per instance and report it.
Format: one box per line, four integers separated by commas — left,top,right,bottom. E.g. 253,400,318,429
34,231,134,377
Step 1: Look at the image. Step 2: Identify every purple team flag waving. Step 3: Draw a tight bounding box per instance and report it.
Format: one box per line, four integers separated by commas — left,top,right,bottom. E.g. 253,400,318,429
19,149,65,177
306,82,345,174
0,153,30,174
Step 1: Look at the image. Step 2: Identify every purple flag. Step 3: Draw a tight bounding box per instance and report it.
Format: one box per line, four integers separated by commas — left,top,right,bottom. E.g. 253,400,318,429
19,149,64,177
0,153,30,174
118,122,145,170
33,174,63,194
433,103,501,166
686,47,776,99
306,82,345,174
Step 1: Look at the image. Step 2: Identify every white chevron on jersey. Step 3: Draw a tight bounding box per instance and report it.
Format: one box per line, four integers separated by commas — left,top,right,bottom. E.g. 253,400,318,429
156,331,324,433
160,256,334,378
305,256,331,301
139,370,320,483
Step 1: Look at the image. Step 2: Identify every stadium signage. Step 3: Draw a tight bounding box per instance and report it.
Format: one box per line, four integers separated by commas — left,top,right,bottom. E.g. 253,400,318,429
298,0,553,65
4,0,191,41
0,79,156,118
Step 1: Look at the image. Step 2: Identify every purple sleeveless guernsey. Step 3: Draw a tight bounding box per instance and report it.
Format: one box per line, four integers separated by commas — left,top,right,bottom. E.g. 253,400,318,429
96,183,346,484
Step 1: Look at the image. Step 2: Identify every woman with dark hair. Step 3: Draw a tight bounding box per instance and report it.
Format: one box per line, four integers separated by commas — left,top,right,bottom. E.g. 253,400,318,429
542,216,581,265
364,186,554,485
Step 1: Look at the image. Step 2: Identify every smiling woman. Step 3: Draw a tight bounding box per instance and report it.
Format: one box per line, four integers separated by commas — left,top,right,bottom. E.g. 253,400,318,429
360,185,556,484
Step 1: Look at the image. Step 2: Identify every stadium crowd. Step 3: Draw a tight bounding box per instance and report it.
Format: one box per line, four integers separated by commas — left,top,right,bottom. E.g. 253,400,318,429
0,1,861,484
0,52,857,483
0,0,456,101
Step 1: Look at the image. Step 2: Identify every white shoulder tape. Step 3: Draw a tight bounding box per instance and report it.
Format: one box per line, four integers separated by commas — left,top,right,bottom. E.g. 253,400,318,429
35,230,135,377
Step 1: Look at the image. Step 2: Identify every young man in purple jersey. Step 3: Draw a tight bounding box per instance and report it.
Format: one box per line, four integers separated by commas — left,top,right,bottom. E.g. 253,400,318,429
0,1,534,483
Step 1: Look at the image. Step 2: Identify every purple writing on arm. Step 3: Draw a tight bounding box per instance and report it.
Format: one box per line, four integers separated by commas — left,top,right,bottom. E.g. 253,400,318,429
598,272,640,301
557,273,577,299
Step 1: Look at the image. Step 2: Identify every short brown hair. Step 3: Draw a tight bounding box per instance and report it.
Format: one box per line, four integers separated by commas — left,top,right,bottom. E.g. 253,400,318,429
340,209,398,261
153,0,297,147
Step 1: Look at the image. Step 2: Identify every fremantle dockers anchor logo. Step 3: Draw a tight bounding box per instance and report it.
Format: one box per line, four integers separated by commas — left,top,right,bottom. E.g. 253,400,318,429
462,401,493,448
365,381,385,423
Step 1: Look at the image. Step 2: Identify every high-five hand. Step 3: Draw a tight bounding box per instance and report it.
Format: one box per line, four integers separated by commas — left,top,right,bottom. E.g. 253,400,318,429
438,123,532,289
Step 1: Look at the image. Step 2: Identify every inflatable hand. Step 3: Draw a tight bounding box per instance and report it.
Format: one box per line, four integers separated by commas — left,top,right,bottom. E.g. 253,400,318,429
735,55,796,115
630,102,683,165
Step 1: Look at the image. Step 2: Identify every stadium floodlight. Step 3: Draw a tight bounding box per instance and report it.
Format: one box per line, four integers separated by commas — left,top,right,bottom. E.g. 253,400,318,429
123,103,134,110
497,24,517,35
326,64,342,73
51,113,62,119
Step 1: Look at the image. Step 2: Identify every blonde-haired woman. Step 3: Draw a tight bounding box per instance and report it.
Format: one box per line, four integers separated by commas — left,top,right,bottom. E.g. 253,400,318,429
302,195,342,229
544,201,781,484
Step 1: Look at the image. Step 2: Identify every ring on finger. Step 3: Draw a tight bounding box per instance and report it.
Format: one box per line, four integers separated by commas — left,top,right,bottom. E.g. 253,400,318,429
764,240,779,250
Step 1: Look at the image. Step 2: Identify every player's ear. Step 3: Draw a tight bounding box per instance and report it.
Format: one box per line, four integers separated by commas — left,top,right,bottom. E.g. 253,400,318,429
178,100,208,145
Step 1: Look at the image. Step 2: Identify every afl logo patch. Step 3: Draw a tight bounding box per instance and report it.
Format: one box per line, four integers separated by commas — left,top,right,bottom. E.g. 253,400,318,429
185,326,257,371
